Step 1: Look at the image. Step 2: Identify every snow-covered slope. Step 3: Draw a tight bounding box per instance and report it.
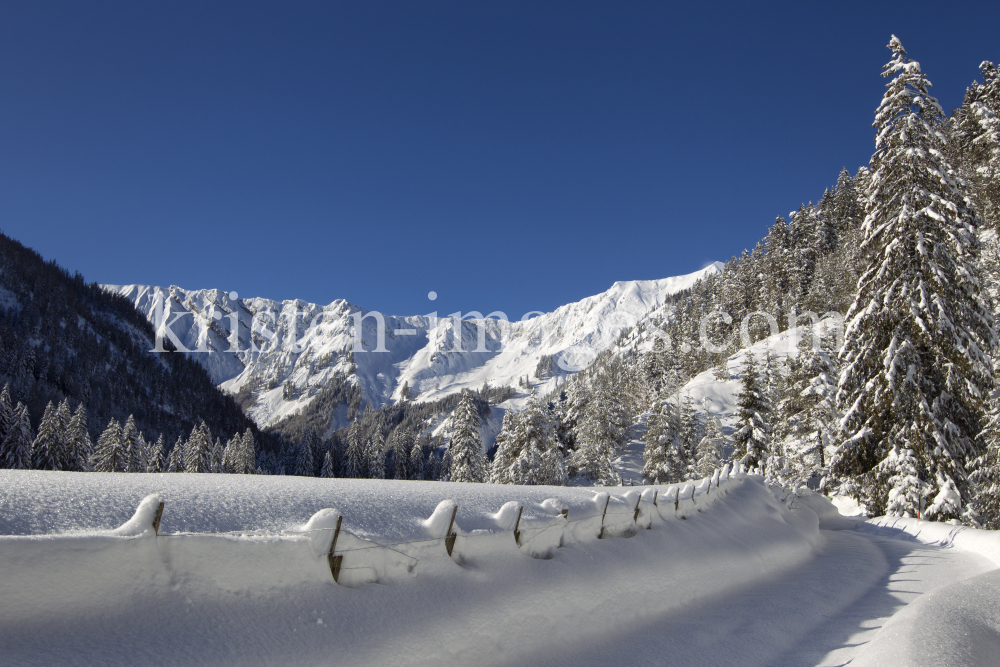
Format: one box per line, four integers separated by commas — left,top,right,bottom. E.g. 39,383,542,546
105,264,721,428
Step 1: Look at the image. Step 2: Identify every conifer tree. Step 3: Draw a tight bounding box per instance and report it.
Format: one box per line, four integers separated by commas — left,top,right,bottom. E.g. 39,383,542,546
508,395,562,485
971,398,1000,528
409,440,425,480
121,415,143,473
641,399,677,484
390,428,412,480
366,432,386,479
32,401,66,470
0,385,15,459
295,432,316,477
776,341,840,488
2,402,34,469
238,429,258,475
571,389,622,486
954,60,1000,231
209,437,224,473
871,444,928,518
573,411,621,486
448,390,488,483
221,436,238,473
321,450,335,478
91,419,125,473
677,394,701,480
834,37,996,521
733,354,772,472
345,421,364,478
146,434,166,473
695,415,725,478
65,404,92,472
167,435,184,472
488,410,520,484
184,422,211,473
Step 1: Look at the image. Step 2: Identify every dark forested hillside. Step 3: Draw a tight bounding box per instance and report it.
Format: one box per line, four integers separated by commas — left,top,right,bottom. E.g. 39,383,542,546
0,231,259,444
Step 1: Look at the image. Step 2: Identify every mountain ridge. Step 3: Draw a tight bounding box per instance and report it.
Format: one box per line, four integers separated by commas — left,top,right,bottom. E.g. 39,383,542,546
105,263,722,431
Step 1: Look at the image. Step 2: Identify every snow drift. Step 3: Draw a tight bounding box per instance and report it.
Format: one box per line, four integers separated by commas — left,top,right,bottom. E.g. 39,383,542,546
1,468,826,666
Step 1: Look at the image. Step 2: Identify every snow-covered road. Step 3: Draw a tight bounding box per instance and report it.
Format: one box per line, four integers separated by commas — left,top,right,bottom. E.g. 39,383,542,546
552,519,995,667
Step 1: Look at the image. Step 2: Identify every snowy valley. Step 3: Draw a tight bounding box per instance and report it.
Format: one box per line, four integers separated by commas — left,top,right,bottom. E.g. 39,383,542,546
2,27,1000,667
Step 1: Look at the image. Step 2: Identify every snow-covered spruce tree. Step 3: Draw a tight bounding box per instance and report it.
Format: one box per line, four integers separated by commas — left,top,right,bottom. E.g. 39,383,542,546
677,394,702,481
641,399,677,484
221,436,238,473
488,409,520,484
209,437,224,473
390,428,412,480
448,390,488,483
775,339,841,488
0,385,15,462
167,435,184,472
91,419,125,473
409,440,425,481
571,389,622,486
871,444,929,518
971,397,1000,527
223,429,256,475
695,415,725,478
510,395,564,485
295,432,316,477
66,403,92,472
732,354,772,473
345,421,364,478
2,402,34,469
366,431,386,480
834,38,996,521
32,401,66,470
121,415,143,473
238,429,257,475
184,422,211,473
434,446,452,482
148,434,166,473
321,450,335,478
953,60,1000,231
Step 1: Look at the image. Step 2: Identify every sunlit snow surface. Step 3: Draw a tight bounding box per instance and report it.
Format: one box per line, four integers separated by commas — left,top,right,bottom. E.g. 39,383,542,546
4,470,1000,666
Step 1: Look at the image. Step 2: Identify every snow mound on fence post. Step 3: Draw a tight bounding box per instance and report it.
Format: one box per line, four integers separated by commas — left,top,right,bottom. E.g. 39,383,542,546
492,501,521,530
111,494,163,537
540,498,568,516
285,508,342,557
422,499,458,537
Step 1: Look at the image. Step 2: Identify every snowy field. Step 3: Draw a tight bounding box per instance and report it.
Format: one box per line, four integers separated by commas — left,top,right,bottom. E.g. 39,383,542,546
2,471,1000,666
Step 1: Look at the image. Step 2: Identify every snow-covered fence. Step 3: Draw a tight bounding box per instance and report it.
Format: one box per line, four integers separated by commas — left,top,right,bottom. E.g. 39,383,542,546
0,465,741,592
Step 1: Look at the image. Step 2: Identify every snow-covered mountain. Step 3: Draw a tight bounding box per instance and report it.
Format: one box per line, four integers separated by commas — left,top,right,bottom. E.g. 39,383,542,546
105,263,721,429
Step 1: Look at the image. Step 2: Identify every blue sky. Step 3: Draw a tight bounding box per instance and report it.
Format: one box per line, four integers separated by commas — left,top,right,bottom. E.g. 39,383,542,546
1,1,998,318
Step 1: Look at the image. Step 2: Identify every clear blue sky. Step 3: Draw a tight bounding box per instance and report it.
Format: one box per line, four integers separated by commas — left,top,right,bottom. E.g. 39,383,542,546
1,2,998,319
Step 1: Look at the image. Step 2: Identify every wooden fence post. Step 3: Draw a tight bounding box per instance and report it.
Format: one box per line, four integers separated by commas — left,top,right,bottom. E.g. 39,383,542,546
597,497,610,539
513,506,524,547
445,505,458,557
327,515,344,584
152,502,164,536
632,495,642,524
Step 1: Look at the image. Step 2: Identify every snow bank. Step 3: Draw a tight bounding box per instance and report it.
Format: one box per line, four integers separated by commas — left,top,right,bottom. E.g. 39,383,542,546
0,470,829,666
845,516,1000,666
864,515,1000,566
